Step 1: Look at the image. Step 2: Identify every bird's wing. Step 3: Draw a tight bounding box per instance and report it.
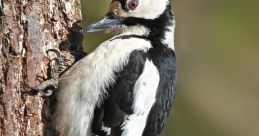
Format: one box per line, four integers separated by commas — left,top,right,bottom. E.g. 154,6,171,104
92,49,147,136
121,59,160,136
111,50,147,114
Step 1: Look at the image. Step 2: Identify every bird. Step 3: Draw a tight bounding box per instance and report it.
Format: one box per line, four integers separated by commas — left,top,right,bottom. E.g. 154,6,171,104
53,0,177,136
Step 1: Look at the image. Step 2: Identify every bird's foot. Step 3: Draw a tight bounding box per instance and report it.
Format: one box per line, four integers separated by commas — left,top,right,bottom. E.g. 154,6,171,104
28,49,64,96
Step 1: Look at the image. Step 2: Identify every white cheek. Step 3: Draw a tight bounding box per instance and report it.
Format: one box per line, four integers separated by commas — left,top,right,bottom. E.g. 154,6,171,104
127,0,169,19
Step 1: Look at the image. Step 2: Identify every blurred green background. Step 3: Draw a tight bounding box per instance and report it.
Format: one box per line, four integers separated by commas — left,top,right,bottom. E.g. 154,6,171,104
81,0,259,136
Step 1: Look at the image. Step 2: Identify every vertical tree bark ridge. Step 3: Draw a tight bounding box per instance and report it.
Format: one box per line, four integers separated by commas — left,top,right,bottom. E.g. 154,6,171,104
0,0,82,135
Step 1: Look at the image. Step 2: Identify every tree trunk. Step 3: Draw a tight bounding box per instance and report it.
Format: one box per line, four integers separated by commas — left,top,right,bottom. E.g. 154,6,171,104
0,0,83,135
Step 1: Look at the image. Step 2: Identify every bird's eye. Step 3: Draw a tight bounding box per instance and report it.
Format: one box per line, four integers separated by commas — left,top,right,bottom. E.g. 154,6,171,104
127,0,138,10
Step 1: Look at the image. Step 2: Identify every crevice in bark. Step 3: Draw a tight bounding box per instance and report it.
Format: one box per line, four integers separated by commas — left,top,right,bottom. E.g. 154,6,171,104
1,0,83,135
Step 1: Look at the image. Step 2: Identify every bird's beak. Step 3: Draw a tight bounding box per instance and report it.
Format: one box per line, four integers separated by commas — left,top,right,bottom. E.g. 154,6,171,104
82,12,122,33
81,1,125,33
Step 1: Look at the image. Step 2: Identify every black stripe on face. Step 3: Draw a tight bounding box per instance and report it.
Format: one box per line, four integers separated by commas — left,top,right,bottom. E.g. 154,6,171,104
122,5,174,41
109,34,148,41
113,0,128,11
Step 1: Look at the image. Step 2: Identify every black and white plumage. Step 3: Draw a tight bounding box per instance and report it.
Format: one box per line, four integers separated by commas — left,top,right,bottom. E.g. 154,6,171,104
54,0,177,136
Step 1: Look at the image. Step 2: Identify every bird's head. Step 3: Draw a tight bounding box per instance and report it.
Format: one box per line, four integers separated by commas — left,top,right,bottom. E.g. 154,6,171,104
82,0,174,36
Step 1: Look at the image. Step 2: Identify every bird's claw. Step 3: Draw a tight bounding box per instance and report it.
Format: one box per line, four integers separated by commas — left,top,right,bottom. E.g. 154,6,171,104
29,49,63,96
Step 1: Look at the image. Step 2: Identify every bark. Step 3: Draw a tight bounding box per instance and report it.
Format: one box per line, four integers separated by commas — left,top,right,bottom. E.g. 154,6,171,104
0,0,84,135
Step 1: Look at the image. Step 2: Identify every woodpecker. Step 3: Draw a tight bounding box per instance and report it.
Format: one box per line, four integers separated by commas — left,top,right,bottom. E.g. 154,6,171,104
54,0,176,136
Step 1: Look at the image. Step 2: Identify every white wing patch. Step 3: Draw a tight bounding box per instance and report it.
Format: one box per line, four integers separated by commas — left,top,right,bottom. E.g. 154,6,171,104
122,60,160,136
162,20,176,51
101,125,111,135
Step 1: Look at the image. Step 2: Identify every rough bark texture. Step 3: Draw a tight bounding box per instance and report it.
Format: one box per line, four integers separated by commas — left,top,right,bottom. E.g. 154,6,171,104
0,0,84,135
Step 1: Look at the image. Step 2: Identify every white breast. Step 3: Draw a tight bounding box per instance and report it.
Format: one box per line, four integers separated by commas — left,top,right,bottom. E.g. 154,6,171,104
54,36,152,136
